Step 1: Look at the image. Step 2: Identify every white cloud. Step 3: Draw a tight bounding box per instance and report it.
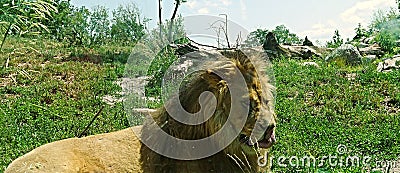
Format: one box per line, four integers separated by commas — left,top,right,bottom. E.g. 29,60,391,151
340,0,395,25
219,0,232,6
185,0,198,9
198,7,209,14
298,21,339,42
184,0,232,14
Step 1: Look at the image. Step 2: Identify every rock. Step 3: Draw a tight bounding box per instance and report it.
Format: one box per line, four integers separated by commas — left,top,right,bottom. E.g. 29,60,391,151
263,32,280,49
364,55,377,62
325,44,362,65
302,36,314,46
362,36,375,44
357,42,369,48
261,32,323,59
359,43,384,57
302,62,320,68
377,55,400,72
377,62,384,72
262,32,291,59
282,45,322,59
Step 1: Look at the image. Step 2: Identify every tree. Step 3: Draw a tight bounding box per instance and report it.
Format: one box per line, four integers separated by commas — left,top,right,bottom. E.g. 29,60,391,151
157,0,187,43
244,24,302,47
110,3,148,46
44,0,72,41
244,29,269,47
0,0,57,50
88,5,110,46
326,30,343,48
272,25,302,45
353,23,367,40
63,6,90,46
167,0,184,42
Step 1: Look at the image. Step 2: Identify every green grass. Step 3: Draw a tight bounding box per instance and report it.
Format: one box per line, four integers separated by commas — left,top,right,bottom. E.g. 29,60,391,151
271,58,400,172
0,37,130,171
0,38,399,172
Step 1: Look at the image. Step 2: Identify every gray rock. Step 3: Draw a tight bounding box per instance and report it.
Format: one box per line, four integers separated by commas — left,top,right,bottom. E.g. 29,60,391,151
359,43,384,57
325,44,362,65
377,55,400,72
364,55,377,62
302,62,320,68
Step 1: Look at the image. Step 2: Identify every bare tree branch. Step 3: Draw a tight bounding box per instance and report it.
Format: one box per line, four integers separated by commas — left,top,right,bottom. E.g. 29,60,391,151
168,0,181,42
158,0,163,40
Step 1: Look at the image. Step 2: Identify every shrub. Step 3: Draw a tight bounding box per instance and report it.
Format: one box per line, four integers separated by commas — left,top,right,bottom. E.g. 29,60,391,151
110,3,148,46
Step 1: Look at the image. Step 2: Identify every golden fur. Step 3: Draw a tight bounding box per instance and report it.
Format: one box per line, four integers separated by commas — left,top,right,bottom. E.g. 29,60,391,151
5,49,276,173
140,49,276,173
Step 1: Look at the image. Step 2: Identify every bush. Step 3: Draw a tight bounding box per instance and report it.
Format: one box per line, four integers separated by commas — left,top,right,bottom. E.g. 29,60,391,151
88,6,111,46
110,3,148,46
326,30,344,48
244,24,302,47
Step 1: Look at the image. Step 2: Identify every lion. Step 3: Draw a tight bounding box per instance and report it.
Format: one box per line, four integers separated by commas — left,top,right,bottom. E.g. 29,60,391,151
5,49,277,173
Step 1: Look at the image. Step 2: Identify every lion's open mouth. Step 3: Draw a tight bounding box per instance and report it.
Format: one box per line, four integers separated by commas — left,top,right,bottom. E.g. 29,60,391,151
239,128,276,149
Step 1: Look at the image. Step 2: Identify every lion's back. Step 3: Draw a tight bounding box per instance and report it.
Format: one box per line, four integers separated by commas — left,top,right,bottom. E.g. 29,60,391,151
5,126,143,173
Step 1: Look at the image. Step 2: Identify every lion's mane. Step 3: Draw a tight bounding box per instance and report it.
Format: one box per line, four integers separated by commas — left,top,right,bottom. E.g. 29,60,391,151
140,49,276,173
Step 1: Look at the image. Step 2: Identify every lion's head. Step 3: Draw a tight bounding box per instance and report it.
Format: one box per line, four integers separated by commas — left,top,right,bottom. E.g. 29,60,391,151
140,49,276,173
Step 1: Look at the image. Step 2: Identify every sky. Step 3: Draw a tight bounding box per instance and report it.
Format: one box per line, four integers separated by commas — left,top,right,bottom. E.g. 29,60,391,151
71,0,397,43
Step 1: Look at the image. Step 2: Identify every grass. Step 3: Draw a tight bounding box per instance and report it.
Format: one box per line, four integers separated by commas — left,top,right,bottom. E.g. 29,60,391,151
1,38,399,172
271,58,400,172
0,37,130,171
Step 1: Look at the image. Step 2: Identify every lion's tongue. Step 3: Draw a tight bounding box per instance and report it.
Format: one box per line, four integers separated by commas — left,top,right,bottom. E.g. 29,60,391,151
258,131,276,148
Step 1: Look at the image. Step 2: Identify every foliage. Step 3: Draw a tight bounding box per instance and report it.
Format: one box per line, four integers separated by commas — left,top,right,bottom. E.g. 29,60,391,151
110,3,148,46
369,8,398,32
244,25,302,47
244,29,269,47
374,28,399,53
144,16,188,97
353,23,368,40
88,5,110,46
63,6,90,46
0,0,57,50
326,30,343,48
44,0,72,41
273,25,302,45
369,8,400,53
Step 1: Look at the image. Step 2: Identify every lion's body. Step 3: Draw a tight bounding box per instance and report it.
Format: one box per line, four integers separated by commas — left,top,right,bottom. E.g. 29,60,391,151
5,126,143,173
6,49,276,173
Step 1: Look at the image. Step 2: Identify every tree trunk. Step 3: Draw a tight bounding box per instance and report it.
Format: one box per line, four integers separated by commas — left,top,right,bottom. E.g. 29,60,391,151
158,0,163,40
168,0,180,43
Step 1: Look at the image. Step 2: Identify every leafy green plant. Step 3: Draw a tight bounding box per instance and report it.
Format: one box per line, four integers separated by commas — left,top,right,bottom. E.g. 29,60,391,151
88,5,111,46
326,30,344,48
64,6,90,46
368,8,400,53
353,23,368,40
244,25,302,46
110,3,148,46
0,0,57,50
